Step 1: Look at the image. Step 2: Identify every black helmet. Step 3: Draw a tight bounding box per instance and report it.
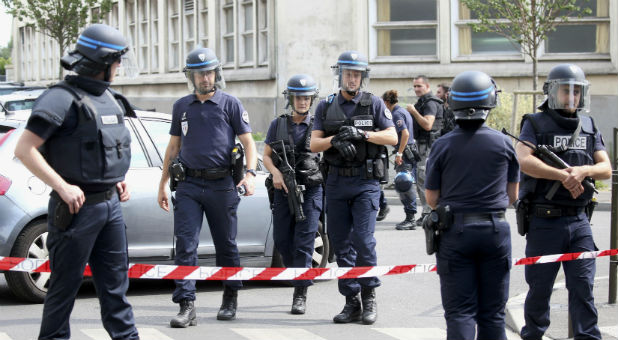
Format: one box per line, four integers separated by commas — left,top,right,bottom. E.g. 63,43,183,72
61,24,136,80
283,74,319,113
331,51,370,92
184,47,225,93
543,64,589,113
448,70,498,121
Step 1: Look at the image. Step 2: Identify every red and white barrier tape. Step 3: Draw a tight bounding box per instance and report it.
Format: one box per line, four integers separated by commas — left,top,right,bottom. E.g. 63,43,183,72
1,249,616,281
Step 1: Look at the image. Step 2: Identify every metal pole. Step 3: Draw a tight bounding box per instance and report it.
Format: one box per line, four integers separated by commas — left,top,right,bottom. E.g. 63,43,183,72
610,127,618,304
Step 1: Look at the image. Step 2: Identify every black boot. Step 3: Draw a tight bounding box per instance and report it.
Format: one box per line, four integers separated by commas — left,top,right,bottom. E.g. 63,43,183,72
217,286,238,320
416,213,428,227
291,286,308,315
361,287,377,325
333,295,362,323
376,205,390,221
170,299,197,328
396,212,416,230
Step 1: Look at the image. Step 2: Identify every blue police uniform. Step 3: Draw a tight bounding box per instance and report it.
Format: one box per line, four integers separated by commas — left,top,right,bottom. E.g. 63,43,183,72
26,75,139,340
264,114,323,286
392,104,417,214
426,125,519,340
169,90,251,303
313,91,394,297
519,108,603,340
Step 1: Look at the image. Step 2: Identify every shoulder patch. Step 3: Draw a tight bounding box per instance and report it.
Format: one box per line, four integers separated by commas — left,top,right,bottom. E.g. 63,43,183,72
242,110,250,123
384,108,393,120
396,119,403,127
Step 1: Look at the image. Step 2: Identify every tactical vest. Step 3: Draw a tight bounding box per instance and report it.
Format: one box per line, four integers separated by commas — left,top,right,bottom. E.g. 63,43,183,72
519,111,597,207
44,81,132,187
413,94,444,145
271,114,323,187
322,92,383,167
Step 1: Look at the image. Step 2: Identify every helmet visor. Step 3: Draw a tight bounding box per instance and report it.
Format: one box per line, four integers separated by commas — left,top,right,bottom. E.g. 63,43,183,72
546,79,590,113
119,47,139,79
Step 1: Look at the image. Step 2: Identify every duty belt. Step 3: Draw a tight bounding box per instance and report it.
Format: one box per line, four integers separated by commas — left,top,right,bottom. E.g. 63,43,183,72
532,204,584,218
460,211,506,224
328,166,362,177
186,167,231,180
51,187,117,206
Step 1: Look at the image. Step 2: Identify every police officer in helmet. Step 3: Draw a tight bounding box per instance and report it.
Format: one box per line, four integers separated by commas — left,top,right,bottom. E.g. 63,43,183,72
517,64,611,340
425,71,519,339
157,47,257,326
15,24,140,340
310,51,397,325
263,74,323,314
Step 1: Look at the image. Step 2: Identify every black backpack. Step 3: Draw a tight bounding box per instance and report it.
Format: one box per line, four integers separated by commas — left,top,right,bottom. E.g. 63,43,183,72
441,106,456,135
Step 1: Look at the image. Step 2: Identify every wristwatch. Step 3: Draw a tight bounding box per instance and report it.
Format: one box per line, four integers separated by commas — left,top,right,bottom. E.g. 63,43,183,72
396,152,403,157
361,130,370,140
246,169,257,177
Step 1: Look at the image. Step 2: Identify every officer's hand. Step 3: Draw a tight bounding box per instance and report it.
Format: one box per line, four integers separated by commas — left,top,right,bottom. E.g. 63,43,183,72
238,174,255,196
117,181,130,202
561,168,585,199
331,139,357,160
58,183,85,214
406,104,419,115
272,171,288,193
158,186,170,212
337,126,365,141
395,154,403,166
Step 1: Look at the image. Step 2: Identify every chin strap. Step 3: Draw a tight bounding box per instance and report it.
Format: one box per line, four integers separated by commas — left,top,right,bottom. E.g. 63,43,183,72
345,90,358,97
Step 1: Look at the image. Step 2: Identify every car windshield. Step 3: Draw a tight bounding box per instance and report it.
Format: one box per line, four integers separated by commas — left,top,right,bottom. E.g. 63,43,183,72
4,99,36,111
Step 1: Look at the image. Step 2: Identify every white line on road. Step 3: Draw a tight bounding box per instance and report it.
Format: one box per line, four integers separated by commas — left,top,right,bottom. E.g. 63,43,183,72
372,328,446,340
81,328,174,340
231,328,328,340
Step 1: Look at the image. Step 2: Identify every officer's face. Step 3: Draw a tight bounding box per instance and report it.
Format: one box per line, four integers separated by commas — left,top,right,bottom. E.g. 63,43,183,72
436,86,448,101
557,84,581,113
293,95,312,114
108,60,121,82
193,70,216,94
413,79,430,97
341,69,362,92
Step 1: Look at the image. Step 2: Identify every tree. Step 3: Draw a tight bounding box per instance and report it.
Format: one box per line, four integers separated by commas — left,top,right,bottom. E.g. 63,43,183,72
460,0,592,108
2,0,113,80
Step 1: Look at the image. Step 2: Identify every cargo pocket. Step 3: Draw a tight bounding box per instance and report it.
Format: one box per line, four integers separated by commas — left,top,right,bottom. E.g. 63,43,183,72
80,137,102,180
101,126,131,178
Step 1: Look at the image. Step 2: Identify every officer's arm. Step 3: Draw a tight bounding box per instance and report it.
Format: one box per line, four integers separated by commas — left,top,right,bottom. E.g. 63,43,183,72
507,182,519,206
398,129,410,154
262,144,287,192
238,132,257,171
566,150,612,182
406,104,435,131
425,189,439,210
367,126,398,146
159,135,181,189
310,130,335,153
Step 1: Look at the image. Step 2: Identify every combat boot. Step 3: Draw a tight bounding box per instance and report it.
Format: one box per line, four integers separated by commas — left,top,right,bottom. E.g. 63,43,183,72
376,205,390,221
291,286,308,314
333,295,362,323
361,287,377,325
396,212,416,230
170,299,197,328
217,286,238,320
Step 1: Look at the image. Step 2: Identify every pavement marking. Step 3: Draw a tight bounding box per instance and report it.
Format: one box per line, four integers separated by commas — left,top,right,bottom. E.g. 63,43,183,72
81,328,174,340
373,328,446,339
601,325,618,337
0,333,13,340
231,328,327,340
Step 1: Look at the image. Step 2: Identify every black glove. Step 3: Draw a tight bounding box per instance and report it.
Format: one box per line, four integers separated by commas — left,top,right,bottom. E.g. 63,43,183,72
336,126,366,141
331,138,357,160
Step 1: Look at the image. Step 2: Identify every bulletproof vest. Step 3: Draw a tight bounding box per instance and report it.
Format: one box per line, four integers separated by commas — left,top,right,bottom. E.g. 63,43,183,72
322,92,382,167
44,81,132,187
519,111,597,207
413,94,444,144
271,114,323,186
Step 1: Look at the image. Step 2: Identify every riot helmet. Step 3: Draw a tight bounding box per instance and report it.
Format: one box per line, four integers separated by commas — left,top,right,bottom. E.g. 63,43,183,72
331,51,370,95
448,70,498,121
61,24,138,81
543,64,590,113
184,47,225,94
394,171,415,193
282,74,319,115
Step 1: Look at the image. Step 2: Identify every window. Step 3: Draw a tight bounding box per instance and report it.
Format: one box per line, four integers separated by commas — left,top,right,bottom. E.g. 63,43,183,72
127,123,149,168
140,119,171,159
199,0,209,48
372,0,438,58
219,0,270,69
167,0,181,70
151,1,159,71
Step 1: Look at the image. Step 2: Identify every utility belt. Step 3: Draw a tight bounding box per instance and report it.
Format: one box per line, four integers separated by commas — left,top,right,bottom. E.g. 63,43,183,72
531,204,585,218
459,211,506,224
403,143,421,163
515,199,593,236
50,187,117,231
328,158,386,181
185,167,231,180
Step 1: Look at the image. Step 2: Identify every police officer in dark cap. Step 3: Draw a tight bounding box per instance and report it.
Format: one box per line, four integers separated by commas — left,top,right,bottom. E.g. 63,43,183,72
517,64,611,340
14,24,140,340
424,71,519,339
157,47,257,326
263,74,323,315
311,51,397,325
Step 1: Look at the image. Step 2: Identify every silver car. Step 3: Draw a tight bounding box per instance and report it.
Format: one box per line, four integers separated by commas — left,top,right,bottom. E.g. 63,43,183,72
0,110,330,303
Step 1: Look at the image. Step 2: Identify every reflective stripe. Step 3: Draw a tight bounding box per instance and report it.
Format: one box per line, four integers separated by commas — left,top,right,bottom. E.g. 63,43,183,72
338,60,368,66
287,86,317,91
186,59,219,67
78,35,126,51
451,86,493,96
451,94,489,101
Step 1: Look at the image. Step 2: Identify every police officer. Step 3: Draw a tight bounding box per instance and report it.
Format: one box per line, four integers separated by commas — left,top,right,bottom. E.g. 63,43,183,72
425,71,519,339
382,89,417,230
157,47,257,326
517,64,611,340
436,82,456,136
310,51,397,325
406,75,444,226
263,74,323,314
14,24,140,340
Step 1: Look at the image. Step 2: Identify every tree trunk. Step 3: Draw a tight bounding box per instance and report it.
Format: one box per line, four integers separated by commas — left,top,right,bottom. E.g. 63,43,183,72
57,37,64,81
532,56,538,111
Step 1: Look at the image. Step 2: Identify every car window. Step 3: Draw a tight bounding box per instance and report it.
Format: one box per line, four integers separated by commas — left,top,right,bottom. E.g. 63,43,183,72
140,119,170,158
5,99,35,111
127,124,149,168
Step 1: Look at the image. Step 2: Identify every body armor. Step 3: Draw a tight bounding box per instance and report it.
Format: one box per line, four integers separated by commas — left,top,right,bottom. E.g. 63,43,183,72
413,93,443,145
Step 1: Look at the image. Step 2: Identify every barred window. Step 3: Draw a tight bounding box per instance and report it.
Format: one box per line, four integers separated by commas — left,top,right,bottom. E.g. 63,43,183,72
220,0,270,69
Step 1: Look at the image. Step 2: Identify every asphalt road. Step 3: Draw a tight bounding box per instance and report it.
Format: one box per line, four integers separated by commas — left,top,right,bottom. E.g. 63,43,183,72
0,209,615,340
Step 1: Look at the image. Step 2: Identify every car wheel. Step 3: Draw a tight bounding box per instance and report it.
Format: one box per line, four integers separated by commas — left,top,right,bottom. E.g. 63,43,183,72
312,221,329,268
5,220,49,303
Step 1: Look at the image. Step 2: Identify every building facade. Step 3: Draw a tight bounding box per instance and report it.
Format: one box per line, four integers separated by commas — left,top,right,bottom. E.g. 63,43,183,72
11,0,618,146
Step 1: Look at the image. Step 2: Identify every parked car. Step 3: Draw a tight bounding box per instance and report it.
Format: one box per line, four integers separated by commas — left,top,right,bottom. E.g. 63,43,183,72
0,82,46,96
0,92,39,118
0,110,330,303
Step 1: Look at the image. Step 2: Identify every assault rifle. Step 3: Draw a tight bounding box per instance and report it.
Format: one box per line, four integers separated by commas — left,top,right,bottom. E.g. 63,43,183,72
501,128,597,200
271,140,306,222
